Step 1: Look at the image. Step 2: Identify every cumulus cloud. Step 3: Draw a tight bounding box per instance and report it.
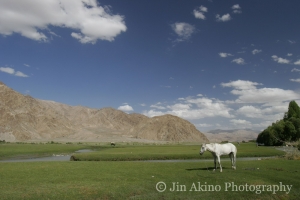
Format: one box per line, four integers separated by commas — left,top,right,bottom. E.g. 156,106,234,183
118,104,134,112
143,79,300,131
0,0,127,44
236,105,287,119
221,80,300,104
230,119,251,126
271,55,290,64
290,79,300,83
231,58,245,65
219,52,233,58
0,67,28,77
143,96,234,120
216,14,231,22
221,80,262,90
232,4,241,10
232,4,242,14
150,102,166,110
193,5,208,20
171,22,195,42
252,49,262,55
294,60,300,65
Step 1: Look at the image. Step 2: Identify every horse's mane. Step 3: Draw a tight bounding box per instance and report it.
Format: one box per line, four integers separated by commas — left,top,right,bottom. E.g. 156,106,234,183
206,143,216,153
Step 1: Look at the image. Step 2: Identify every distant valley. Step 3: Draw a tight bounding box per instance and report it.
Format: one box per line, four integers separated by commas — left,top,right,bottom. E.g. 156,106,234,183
204,129,260,142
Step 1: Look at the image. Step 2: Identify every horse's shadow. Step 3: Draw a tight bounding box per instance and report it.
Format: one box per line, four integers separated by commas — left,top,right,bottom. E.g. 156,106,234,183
186,167,229,171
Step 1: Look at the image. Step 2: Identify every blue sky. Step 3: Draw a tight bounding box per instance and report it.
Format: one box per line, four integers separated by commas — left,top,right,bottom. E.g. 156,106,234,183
1,0,300,132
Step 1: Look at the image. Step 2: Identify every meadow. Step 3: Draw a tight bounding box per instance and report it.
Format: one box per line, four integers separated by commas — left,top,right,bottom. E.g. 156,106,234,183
70,142,285,161
0,142,298,199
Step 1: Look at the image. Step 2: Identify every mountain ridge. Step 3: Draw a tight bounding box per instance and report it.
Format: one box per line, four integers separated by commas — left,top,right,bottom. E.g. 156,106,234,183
0,81,208,143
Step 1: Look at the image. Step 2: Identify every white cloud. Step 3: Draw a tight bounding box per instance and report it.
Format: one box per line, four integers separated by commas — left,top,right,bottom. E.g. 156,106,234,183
219,52,233,58
252,49,262,55
143,109,165,118
232,4,242,14
230,119,251,126
143,79,300,131
232,4,241,10
171,22,195,42
271,55,290,64
291,68,300,72
118,104,134,112
287,53,293,56
0,0,127,44
199,5,208,12
167,103,190,111
221,80,300,104
193,6,208,20
236,105,286,119
221,80,262,90
231,58,245,65
143,96,234,120
0,67,28,77
290,79,300,83
0,67,14,74
294,60,300,65
15,71,29,77
236,106,263,118
150,102,166,110
216,14,231,22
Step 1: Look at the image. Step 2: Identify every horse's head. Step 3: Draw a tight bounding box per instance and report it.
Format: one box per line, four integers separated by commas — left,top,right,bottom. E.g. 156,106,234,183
199,143,206,155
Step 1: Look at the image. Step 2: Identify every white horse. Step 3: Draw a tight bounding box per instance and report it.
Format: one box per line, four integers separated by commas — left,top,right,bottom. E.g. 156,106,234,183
199,143,237,172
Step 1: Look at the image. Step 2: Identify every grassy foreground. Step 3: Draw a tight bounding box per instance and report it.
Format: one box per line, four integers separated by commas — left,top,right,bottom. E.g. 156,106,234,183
0,159,299,199
0,142,296,199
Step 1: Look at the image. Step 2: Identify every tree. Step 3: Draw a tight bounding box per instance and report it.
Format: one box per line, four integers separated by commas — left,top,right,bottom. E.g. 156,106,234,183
284,101,300,120
257,100,300,146
288,117,300,141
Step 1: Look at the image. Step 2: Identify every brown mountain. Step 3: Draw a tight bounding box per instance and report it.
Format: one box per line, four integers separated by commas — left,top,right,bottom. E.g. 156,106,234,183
0,81,208,143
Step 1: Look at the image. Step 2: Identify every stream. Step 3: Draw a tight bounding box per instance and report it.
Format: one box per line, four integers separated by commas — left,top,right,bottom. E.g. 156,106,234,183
0,149,93,163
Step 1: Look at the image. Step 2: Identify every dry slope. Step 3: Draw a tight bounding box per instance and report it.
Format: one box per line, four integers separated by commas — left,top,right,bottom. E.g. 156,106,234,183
0,81,208,143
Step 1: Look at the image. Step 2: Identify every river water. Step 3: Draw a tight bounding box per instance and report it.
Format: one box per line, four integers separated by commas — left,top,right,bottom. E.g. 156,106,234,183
0,149,93,163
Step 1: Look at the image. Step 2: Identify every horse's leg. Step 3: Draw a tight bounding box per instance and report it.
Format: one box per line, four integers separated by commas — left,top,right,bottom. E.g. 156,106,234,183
233,152,236,170
213,155,217,171
217,155,222,172
229,153,234,169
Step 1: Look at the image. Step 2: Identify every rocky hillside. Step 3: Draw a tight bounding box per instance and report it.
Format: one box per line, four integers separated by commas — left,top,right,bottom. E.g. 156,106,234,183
0,81,208,143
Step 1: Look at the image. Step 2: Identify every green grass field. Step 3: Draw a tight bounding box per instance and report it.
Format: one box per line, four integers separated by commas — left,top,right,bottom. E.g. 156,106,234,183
0,143,88,160
0,142,298,199
71,142,285,161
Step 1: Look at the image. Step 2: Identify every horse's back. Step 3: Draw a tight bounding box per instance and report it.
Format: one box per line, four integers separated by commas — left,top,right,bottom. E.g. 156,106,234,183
227,143,237,154
220,143,237,155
